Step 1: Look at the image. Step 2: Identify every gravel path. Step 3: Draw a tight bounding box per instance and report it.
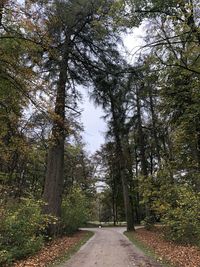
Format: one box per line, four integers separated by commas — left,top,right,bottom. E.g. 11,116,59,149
60,227,163,267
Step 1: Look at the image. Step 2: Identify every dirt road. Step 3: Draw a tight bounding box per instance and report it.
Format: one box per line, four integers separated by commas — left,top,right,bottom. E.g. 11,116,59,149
60,227,163,267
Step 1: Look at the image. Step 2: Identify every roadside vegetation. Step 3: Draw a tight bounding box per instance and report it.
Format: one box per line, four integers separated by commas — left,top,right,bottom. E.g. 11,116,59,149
0,190,91,265
13,231,93,267
126,227,200,267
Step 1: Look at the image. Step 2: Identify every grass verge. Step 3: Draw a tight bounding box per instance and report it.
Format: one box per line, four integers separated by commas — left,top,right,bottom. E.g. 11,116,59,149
48,231,94,267
124,231,174,267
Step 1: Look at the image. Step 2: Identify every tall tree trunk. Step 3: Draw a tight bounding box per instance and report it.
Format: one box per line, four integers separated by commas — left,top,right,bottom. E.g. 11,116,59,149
112,188,116,226
124,138,138,224
110,96,135,231
149,87,161,165
136,86,148,177
111,170,117,226
135,85,150,219
43,48,68,235
195,119,200,190
119,150,134,231
164,127,174,183
134,141,141,223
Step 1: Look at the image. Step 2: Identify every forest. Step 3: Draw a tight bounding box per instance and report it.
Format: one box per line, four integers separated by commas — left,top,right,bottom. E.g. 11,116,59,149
0,0,200,266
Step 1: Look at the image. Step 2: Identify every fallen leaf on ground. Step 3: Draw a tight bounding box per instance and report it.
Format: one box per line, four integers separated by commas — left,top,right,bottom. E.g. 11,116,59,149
12,231,86,267
134,228,200,267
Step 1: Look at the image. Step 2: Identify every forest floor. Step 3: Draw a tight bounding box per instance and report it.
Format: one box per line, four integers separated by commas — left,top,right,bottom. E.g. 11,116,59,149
127,227,200,267
11,227,200,267
12,231,93,267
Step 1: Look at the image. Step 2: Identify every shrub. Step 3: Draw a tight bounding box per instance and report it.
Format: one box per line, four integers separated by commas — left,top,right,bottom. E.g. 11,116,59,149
141,215,155,230
161,185,200,245
0,198,51,265
61,187,90,234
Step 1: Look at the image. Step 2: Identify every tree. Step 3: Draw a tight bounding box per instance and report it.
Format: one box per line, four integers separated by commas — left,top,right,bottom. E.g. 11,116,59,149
0,1,44,198
95,143,125,225
35,0,125,233
91,57,136,230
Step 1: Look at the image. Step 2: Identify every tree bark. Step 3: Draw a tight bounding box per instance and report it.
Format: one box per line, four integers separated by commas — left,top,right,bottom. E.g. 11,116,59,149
43,46,68,235
135,85,151,219
135,85,148,177
149,87,161,165
110,95,135,231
